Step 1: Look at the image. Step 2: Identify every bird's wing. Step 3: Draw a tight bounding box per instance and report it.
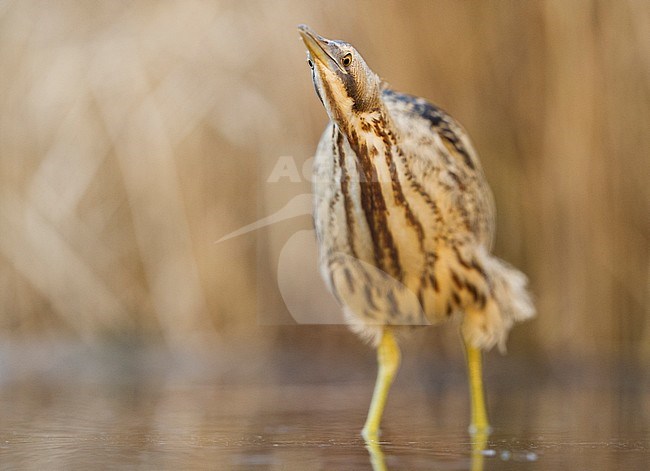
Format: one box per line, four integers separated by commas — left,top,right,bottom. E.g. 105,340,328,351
382,89,483,171
382,89,496,247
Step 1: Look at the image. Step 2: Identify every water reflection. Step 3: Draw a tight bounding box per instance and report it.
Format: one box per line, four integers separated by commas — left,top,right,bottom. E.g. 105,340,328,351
0,345,648,470
364,427,492,471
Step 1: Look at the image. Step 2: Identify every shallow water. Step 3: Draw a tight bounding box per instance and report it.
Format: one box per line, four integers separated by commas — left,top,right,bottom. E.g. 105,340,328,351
0,344,648,470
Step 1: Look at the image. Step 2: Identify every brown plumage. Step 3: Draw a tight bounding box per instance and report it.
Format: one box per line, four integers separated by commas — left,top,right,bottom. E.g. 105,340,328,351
299,25,534,440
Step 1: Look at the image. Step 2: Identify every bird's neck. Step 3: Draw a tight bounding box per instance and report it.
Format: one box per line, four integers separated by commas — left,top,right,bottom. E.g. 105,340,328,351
334,104,405,280
338,104,398,167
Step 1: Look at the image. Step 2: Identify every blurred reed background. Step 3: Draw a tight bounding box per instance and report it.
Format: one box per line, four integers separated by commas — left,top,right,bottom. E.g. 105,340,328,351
0,0,648,372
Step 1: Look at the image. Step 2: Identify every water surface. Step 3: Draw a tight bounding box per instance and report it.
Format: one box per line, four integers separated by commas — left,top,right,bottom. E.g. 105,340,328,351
0,344,648,470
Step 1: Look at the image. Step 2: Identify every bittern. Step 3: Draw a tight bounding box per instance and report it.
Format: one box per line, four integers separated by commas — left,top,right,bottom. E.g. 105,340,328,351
298,25,534,441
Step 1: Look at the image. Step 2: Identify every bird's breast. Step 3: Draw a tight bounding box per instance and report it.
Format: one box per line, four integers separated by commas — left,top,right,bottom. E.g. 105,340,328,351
313,123,433,295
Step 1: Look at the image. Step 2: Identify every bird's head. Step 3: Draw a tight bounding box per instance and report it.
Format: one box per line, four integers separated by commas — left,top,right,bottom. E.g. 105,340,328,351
298,25,381,128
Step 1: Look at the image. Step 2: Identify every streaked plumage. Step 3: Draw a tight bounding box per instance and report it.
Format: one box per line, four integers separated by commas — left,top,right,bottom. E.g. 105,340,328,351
299,25,534,440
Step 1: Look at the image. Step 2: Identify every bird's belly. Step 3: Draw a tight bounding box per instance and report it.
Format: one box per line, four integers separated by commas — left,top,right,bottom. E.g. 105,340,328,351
320,248,431,327
315,181,437,327
311,124,487,329
316,187,491,330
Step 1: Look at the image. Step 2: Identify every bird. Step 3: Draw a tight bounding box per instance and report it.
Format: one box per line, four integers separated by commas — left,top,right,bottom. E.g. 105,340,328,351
298,24,535,441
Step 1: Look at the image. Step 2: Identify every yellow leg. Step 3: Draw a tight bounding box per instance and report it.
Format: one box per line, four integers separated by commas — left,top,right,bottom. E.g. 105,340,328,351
361,328,400,441
464,340,490,471
464,339,490,434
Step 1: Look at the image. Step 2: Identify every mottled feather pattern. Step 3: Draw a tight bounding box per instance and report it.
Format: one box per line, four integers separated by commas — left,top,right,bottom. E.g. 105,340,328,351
313,89,534,349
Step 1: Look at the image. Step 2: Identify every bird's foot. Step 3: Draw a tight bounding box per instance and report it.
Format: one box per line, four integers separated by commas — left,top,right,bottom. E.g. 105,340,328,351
361,425,381,443
468,423,493,435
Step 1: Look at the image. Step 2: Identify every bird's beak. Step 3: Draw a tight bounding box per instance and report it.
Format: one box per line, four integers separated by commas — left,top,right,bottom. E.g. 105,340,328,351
298,24,342,72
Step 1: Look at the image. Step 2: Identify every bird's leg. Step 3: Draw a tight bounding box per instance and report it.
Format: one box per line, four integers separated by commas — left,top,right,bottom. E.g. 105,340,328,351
362,327,400,441
463,337,490,434
463,338,490,471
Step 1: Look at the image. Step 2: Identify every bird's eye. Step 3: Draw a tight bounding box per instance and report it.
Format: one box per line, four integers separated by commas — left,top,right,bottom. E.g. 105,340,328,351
307,59,314,69
342,54,352,67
